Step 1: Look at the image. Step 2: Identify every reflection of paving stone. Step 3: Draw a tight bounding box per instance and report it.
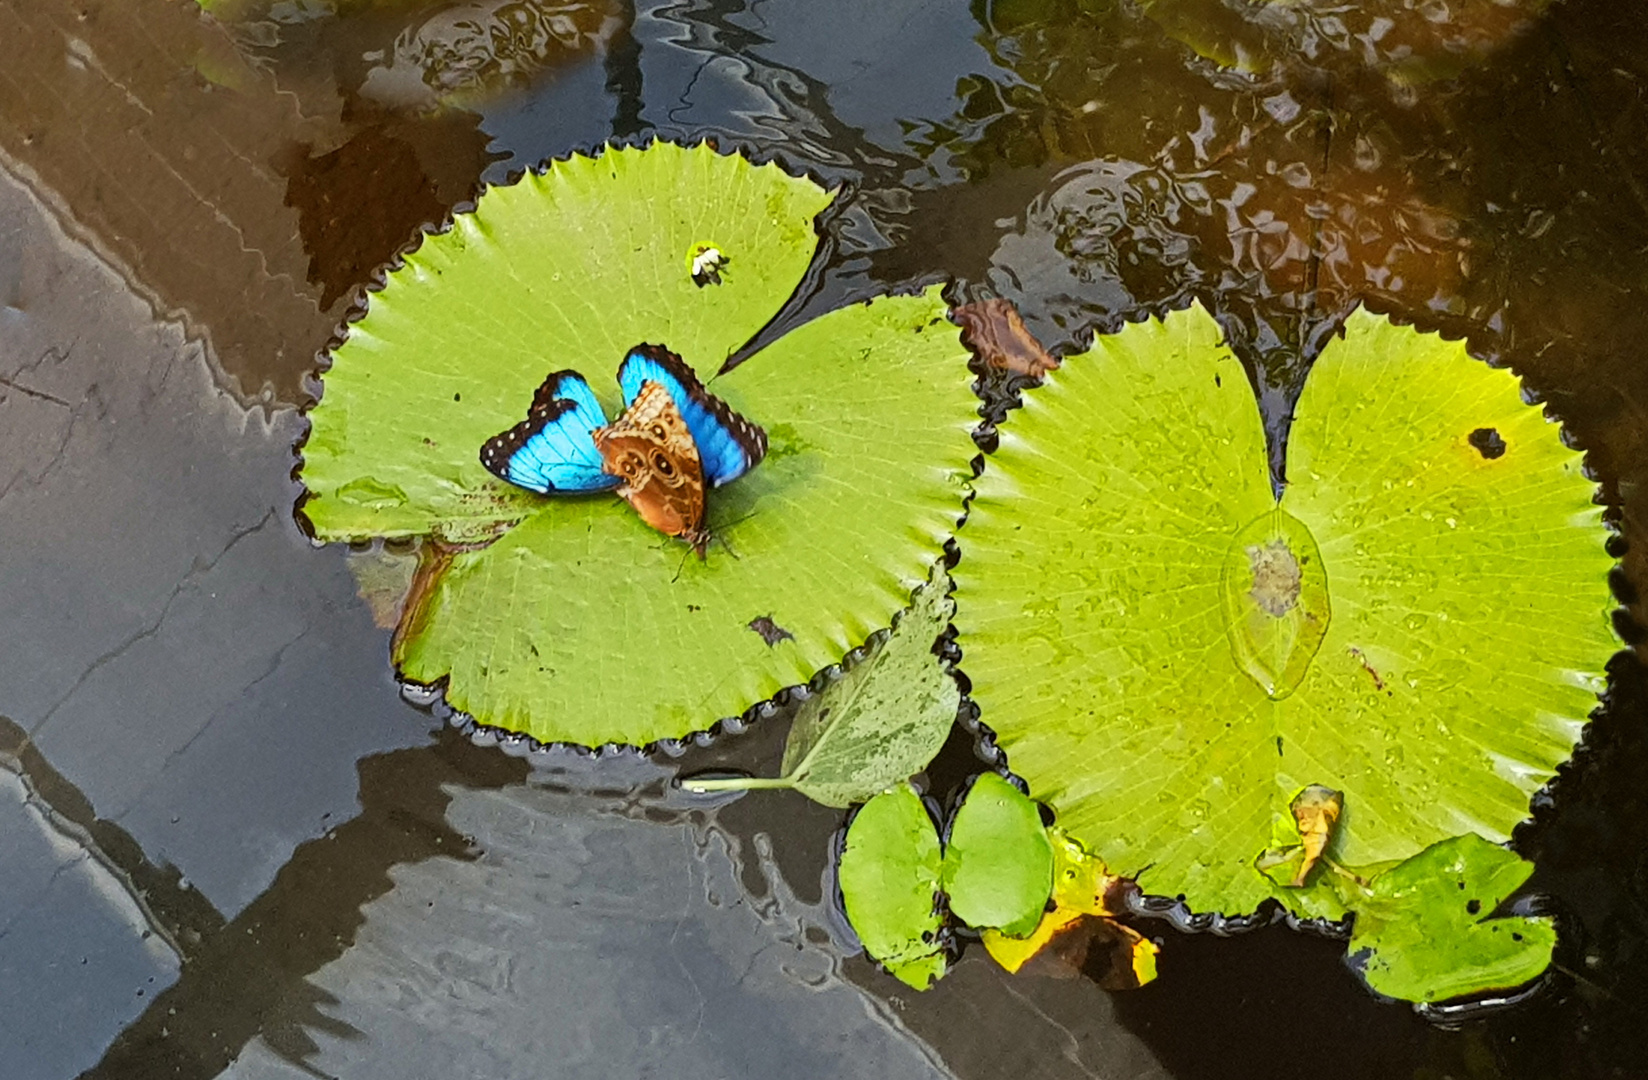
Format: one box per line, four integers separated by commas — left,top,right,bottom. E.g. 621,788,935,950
0,154,433,1071
221,782,954,1080
0,0,342,401
0,767,181,1077
0,155,430,914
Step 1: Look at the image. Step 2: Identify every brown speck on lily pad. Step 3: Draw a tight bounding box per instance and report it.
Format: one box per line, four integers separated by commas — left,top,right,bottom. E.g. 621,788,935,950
748,615,794,646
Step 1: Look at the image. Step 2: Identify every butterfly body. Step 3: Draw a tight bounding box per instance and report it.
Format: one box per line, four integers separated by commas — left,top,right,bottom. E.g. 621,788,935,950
592,381,712,555
479,345,766,556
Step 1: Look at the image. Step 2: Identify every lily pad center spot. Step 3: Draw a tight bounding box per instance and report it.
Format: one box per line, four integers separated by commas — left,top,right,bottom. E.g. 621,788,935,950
1220,508,1330,699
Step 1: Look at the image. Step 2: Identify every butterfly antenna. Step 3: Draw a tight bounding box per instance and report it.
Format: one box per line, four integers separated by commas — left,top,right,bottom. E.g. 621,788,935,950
719,509,758,529
712,508,761,560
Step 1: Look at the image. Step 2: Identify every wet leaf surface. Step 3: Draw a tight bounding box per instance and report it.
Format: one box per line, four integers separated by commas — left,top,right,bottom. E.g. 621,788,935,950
1219,509,1332,699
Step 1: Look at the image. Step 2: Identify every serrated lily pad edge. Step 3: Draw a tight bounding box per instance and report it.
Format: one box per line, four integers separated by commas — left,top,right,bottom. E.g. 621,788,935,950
400,549,965,759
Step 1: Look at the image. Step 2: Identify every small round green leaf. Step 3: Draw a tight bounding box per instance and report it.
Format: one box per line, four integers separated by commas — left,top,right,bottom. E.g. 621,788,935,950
838,784,946,989
956,303,1615,914
1347,834,1555,1003
941,773,1055,937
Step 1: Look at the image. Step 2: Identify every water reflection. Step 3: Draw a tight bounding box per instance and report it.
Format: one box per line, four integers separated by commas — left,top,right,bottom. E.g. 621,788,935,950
355,0,622,111
205,764,949,1080
279,117,495,309
0,0,341,403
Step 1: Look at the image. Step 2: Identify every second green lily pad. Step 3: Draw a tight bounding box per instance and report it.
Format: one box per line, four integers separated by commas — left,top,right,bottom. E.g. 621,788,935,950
955,303,1615,915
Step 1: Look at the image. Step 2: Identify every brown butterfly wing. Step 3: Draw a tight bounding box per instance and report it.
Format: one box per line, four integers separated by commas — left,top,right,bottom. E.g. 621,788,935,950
593,381,708,549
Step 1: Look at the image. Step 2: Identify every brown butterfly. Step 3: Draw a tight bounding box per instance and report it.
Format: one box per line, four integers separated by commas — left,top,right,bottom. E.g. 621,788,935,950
592,380,713,556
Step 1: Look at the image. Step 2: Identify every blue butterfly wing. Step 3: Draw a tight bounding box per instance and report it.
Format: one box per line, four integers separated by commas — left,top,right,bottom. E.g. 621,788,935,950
616,345,768,486
480,371,619,493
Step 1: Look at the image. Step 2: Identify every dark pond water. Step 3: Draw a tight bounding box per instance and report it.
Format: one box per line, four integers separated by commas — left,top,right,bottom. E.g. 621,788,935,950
2,0,1647,1077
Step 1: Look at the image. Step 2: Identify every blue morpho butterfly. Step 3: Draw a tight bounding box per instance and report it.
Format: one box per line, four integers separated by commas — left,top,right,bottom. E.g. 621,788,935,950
479,344,768,556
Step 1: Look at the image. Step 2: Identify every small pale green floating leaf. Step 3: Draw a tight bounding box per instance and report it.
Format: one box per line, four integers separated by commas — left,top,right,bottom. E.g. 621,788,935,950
684,563,960,807
299,142,976,746
1220,508,1330,698
838,784,946,989
941,773,1054,937
1347,834,1555,1003
956,303,1616,915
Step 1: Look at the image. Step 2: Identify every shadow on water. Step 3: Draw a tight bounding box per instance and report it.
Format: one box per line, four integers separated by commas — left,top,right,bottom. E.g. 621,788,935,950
79,727,529,1080
4,707,530,1079
0,716,228,971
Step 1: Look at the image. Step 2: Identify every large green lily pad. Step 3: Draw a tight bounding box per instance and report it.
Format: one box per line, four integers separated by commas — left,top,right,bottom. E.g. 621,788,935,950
300,142,976,745
955,303,1615,914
